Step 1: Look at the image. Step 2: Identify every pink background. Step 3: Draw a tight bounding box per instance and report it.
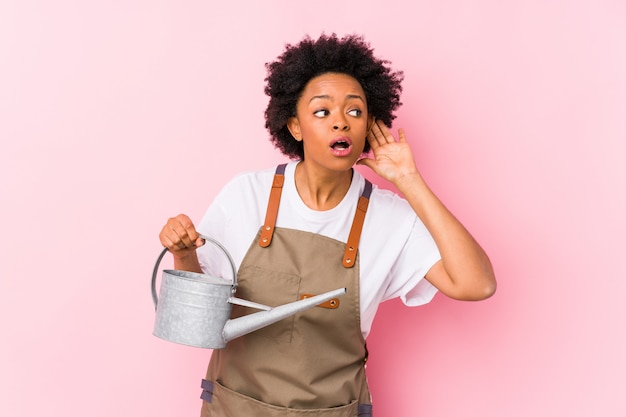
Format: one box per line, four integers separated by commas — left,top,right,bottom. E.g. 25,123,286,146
2,1,625,416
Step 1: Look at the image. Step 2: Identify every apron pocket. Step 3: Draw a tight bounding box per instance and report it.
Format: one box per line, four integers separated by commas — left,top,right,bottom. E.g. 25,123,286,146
234,265,301,343
203,380,362,417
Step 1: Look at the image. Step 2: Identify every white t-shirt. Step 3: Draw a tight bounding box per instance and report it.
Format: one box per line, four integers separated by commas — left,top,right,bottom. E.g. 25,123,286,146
197,162,441,338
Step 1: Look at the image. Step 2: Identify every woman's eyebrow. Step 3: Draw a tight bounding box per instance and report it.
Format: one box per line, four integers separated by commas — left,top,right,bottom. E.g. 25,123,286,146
309,94,365,103
346,94,365,102
309,94,331,103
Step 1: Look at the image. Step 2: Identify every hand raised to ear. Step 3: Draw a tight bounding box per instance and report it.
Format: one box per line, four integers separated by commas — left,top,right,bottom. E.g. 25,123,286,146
357,120,421,184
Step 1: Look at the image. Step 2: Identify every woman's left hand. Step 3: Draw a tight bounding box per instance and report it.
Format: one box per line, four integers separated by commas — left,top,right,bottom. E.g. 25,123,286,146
357,120,421,185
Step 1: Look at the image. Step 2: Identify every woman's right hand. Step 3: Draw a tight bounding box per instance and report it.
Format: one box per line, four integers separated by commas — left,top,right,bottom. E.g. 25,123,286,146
159,214,205,260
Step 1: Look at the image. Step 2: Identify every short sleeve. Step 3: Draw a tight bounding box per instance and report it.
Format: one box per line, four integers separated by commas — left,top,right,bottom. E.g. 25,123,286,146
385,217,441,306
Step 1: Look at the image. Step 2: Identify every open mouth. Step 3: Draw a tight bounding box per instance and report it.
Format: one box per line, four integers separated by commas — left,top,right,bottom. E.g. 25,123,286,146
331,140,350,150
330,137,353,151
329,137,353,157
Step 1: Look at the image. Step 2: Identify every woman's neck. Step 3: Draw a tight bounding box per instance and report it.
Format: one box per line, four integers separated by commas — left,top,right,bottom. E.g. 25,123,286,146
294,162,353,211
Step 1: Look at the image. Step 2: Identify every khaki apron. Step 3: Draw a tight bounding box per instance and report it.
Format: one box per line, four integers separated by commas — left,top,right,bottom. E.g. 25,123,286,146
201,164,374,417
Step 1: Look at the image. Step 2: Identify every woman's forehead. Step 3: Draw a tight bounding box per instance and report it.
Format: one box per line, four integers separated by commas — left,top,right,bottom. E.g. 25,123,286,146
300,73,365,101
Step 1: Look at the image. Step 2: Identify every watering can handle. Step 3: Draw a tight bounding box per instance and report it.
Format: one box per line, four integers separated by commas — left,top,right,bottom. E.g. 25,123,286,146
151,234,238,309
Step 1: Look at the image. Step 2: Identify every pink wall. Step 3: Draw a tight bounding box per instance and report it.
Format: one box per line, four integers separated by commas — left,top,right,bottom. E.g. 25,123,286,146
1,1,625,416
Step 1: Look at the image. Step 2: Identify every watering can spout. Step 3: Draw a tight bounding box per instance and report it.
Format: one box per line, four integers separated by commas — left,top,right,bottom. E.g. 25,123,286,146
223,288,347,343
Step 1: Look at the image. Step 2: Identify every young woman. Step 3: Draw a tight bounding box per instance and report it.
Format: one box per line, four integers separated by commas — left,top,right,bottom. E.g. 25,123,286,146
159,33,496,417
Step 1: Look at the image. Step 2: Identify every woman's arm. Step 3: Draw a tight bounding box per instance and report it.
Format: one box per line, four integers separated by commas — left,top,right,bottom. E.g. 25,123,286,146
395,172,496,300
358,121,496,300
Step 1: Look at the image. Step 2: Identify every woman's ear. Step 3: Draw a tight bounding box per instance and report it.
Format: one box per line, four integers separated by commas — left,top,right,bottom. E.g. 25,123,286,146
287,117,303,141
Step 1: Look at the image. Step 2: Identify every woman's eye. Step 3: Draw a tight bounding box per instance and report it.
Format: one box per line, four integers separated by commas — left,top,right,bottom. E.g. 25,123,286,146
314,109,329,117
348,109,362,117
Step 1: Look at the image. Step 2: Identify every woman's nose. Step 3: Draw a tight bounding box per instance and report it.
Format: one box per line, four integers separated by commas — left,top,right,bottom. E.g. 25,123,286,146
333,120,349,131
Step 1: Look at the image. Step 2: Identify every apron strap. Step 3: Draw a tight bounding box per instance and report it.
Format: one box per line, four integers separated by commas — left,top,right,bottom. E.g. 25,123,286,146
260,164,373,269
259,164,287,248
342,180,372,268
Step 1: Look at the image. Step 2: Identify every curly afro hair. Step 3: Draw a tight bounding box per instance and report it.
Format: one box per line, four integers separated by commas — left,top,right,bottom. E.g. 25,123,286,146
264,33,404,160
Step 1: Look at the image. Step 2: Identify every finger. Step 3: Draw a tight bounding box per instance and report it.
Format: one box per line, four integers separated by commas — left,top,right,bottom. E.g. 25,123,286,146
379,123,397,143
175,232,189,250
181,217,201,242
368,121,387,147
165,226,189,250
373,121,396,144
367,122,384,148
170,225,195,249
159,222,178,248
168,215,198,249
367,129,380,149
160,233,182,251
397,128,407,143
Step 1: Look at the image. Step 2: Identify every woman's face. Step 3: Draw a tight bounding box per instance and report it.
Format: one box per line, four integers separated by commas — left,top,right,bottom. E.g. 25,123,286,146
288,72,373,173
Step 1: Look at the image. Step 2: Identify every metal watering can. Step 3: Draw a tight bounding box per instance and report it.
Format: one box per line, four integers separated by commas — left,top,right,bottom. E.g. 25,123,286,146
151,235,346,349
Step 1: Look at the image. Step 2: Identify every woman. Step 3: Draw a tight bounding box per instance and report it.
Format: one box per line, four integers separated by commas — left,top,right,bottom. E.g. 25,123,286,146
159,33,496,417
